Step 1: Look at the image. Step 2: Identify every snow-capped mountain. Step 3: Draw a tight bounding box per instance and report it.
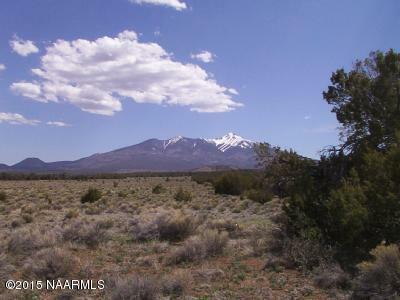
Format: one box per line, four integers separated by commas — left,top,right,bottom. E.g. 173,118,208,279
1,133,261,173
206,132,254,152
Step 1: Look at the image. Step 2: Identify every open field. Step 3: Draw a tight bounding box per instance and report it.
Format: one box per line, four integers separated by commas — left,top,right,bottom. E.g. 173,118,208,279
0,177,337,299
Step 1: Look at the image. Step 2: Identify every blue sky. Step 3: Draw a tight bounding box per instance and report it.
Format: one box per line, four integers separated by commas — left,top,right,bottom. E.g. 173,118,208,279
0,0,399,165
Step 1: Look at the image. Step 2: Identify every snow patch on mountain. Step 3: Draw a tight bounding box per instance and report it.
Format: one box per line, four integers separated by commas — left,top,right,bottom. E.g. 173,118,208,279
206,132,254,152
163,135,183,149
162,133,254,152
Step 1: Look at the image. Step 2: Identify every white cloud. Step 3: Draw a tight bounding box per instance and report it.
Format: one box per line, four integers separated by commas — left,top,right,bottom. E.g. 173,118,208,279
130,0,187,11
0,64,5,71
0,112,40,125
228,88,238,95
304,115,311,120
154,30,161,37
11,30,241,115
10,35,39,57
10,82,45,101
191,51,215,63
47,121,70,127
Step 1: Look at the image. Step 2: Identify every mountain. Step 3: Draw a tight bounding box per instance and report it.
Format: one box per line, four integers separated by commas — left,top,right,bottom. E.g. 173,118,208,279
12,158,49,171
1,133,261,173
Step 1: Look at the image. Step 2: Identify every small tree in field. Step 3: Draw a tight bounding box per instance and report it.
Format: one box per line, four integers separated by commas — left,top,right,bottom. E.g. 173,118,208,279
81,188,102,204
260,50,400,266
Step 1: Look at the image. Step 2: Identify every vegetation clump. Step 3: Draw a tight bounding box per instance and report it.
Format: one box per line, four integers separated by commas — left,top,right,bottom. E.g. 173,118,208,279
257,50,400,267
166,229,228,265
174,188,192,202
63,219,109,248
352,244,400,299
214,172,255,195
80,188,102,203
132,212,196,242
24,248,76,280
8,228,60,255
109,275,159,300
152,184,166,194
0,191,6,202
244,189,272,204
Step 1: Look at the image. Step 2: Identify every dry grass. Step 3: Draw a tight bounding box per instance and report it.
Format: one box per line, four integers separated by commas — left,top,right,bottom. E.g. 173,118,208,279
352,244,400,299
108,275,159,300
131,211,196,242
62,219,110,248
0,177,335,299
7,227,61,255
23,247,78,280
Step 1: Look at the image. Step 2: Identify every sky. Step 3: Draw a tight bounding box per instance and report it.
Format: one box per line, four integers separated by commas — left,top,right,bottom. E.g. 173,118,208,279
0,0,399,165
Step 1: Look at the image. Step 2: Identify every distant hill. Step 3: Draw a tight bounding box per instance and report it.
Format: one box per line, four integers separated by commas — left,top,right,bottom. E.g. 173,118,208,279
0,133,263,173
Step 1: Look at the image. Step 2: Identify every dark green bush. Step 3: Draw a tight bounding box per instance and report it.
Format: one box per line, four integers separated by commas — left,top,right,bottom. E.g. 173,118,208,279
152,184,166,194
80,188,102,204
174,188,192,202
270,51,400,267
245,189,273,204
117,191,127,198
0,191,6,202
214,172,258,196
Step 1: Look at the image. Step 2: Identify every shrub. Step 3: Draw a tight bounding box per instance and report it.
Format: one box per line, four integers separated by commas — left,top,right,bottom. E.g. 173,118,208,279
166,230,228,265
109,275,159,300
245,189,273,204
10,219,21,228
152,184,166,194
201,229,228,256
161,272,188,297
118,191,127,198
174,188,192,202
80,188,102,204
21,213,33,224
65,209,79,219
131,218,158,242
166,237,205,265
214,173,250,196
157,213,196,242
8,228,60,255
63,220,109,248
248,225,272,256
352,244,400,299
132,212,196,242
206,219,240,238
0,255,15,281
214,171,263,196
281,236,333,272
0,191,6,202
313,264,350,290
24,248,76,280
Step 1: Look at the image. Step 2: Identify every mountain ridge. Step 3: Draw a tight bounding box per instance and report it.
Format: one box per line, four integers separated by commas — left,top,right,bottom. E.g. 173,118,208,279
1,133,261,173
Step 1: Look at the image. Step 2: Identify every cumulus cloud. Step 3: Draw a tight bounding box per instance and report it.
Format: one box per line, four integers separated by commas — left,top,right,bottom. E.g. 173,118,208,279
10,82,44,101
11,30,241,115
130,0,187,11
191,51,215,63
0,64,5,71
47,121,70,127
0,112,40,125
10,35,39,57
